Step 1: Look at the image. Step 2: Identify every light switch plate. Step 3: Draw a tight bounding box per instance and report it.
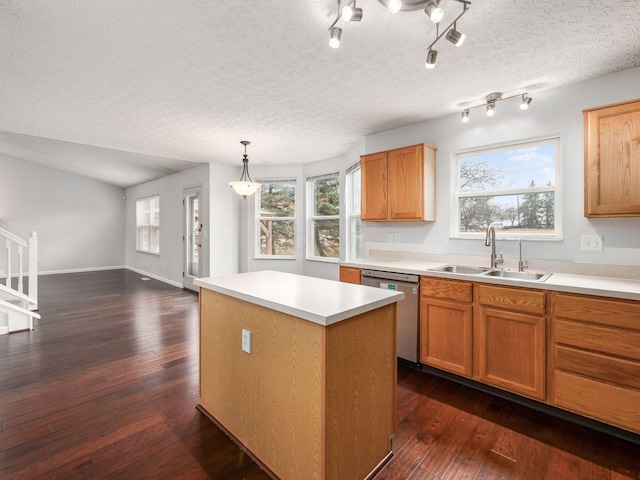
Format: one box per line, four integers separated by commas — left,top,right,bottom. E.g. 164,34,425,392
242,328,252,354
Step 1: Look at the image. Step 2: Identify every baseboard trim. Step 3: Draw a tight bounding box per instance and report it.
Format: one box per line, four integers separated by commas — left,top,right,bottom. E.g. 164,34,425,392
39,265,126,276
124,266,183,288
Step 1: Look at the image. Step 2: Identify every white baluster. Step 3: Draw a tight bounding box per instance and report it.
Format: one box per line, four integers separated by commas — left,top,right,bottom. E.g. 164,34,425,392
28,231,38,310
5,239,11,288
18,245,24,294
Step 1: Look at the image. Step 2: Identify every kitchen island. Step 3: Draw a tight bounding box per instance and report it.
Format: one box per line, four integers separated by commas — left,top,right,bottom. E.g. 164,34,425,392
194,270,404,480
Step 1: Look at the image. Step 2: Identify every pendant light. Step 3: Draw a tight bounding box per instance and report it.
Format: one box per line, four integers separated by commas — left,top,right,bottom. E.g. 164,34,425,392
229,141,261,199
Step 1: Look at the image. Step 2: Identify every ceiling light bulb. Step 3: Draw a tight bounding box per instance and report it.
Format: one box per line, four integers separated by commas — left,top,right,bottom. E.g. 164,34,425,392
486,102,495,117
424,2,444,23
388,0,402,14
446,28,465,47
342,5,363,21
425,49,438,69
461,110,470,123
329,27,342,48
520,95,532,110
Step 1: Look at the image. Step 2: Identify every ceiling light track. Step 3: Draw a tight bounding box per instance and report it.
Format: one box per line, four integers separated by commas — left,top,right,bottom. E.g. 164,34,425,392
328,0,471,69
460,92,533,123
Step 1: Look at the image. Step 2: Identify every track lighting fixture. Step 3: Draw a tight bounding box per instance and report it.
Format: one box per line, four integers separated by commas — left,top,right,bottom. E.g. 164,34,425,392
327,0,471,69
229,141,261,199
460,92,534,123
425,49,438,68
520,94,533,110
343,2,363,21
388,0,402,13
329,26,342,48
445,24,465,46
425,1,444,23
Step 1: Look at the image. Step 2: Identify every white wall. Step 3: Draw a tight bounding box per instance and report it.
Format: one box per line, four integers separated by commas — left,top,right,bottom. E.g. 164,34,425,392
209,162,242,277
0,154,125,274
125,164,211,286
362,66,640,267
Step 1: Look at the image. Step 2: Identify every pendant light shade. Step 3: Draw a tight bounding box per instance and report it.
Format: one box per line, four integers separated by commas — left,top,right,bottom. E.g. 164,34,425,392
229,141,261,199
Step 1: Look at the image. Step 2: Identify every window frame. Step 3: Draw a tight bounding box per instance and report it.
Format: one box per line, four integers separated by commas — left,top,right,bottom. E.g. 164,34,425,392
306,172,340,263
451,136,562,241
136,194,160,255
254,178,297,259
345,162,363,260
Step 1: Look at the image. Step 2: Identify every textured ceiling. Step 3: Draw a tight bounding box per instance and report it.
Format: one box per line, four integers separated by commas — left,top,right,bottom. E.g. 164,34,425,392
1,0,639,187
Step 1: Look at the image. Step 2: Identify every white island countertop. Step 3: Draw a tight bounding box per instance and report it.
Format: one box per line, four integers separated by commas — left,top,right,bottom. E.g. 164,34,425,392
194,270,404,326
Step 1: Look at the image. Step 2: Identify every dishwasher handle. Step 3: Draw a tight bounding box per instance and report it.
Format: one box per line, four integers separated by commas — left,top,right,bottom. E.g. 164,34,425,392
361,269,420,284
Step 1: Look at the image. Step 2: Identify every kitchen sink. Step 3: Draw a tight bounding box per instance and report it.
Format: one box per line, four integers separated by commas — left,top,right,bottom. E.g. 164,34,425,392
430,265,491,275
481,270,552,282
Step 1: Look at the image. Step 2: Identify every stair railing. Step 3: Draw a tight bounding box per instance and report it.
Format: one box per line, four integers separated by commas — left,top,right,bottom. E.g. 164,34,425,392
0,228,38,310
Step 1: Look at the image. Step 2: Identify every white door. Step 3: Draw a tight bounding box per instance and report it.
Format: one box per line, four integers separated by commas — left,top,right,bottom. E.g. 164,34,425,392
183,186,203,292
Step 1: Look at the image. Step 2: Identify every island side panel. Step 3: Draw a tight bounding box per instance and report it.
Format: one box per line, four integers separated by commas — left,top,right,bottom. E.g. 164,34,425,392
325,303,397,480
200,289,325,480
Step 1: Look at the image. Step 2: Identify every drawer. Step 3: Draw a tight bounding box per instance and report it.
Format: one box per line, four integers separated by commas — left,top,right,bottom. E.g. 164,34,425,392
556,320,640,361
555,293,640,331
556,345,640,390
478,285,545,315
554,371,640,435
421,277,472,303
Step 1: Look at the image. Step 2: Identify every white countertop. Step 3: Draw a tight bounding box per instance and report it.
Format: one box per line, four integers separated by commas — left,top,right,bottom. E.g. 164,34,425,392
194,270,404,326
341,258,640,301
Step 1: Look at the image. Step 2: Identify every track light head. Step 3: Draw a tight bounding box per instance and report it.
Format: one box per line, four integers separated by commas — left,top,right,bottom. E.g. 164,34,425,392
446,26,465,46
329,27,342,48
486,102,495,117
425,49,438,69
461,109,470,123
424,1,444,23
343,4,363,21
520,94,532,110
388,0,402,13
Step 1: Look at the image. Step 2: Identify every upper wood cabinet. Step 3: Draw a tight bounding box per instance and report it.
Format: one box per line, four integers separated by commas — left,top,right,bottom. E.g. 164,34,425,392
584,98,640,217
361,143,436,222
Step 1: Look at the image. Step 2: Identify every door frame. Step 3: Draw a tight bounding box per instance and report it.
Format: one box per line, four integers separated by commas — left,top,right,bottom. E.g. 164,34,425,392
183,185,203,292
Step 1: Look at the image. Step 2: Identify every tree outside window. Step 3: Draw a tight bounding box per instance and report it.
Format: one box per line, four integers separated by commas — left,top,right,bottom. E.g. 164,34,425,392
307,173,340,260
256,179,296,257
454,138,561,239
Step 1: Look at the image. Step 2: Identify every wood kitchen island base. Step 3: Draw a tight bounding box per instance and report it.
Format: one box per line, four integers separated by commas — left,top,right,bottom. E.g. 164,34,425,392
197,272,402,480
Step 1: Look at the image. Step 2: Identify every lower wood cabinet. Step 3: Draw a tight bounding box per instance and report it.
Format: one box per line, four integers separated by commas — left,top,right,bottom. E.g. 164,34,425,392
475,285,547,401
419,278,473,377
339,266,361,284
552,292,640,435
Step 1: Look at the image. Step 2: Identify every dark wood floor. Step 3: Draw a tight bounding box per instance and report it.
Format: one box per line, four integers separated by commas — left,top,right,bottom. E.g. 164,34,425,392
1,270,638,479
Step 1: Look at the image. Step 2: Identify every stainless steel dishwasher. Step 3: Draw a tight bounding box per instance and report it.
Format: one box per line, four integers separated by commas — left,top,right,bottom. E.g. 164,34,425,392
361,269,420,364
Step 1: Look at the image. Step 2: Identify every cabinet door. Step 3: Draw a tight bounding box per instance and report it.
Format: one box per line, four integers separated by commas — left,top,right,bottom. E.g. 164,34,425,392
420,297,473,377
584,98,640,217
388,145,424,220
361,152,388,221
339,266,361,284
475,307,546,401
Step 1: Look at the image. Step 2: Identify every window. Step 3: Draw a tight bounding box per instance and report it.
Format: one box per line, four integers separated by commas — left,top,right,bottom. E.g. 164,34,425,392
453,137,561,239
345,163,363,260
136,195,160,254
256,179,296,257
306,173,340,261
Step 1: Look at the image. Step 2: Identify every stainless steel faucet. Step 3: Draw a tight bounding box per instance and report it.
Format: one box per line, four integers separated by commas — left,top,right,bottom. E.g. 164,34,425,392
485,225,503,269
518,237,528,272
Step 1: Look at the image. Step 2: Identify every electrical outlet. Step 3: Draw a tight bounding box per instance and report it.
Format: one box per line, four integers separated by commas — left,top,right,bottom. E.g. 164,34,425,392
241,328,252,354
581,235,603,251
394,232,402,243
